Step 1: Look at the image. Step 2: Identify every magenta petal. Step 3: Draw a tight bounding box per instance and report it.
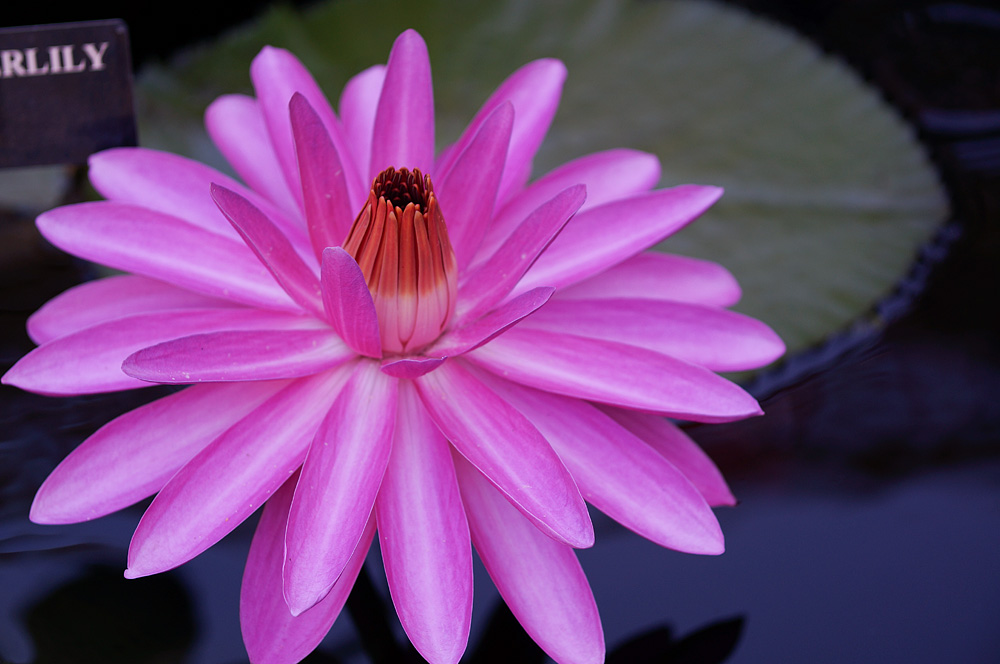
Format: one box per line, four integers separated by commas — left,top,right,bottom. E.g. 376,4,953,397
338,65,385,188
370,30,435,178
519,298,786,372
212,184,324,317
440,59,566,207
376,381,472,664
30,380,289,524
516,185,724,295
437,102,513,271
468,327,762,423
555,251,742,308
242,473,375,664
36,202,297,311
321,247,381,358
429,287,553,357
380,356,446,379
283,362,397,614
600,406,736,507
415,361,593,548
123,328,352,383
3,308,317,395
455,185,586,324
27,275,234,345
455,454,604,664
291,93,356,261
479,374,724,554
205,94,300,215
476,148,661,264
88,148,307,249
125,367,352,579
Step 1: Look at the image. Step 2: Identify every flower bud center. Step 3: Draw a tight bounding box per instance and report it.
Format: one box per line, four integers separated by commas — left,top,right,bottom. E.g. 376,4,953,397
343,167,457,354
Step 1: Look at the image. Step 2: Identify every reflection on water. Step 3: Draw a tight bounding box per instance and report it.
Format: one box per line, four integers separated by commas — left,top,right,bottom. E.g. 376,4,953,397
2,1,1000,662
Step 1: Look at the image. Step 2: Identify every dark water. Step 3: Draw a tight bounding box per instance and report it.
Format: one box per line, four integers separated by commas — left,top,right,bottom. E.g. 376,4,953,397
2,1,1000,662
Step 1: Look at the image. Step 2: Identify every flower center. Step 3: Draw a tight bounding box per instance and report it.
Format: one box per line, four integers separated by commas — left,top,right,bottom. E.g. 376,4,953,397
343,167,457,354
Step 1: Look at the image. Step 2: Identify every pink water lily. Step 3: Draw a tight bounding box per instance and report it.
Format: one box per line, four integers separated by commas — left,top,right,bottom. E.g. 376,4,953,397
3,29,784,664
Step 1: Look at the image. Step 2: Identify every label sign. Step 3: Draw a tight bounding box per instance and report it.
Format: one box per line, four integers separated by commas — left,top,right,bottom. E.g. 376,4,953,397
0,20,137,168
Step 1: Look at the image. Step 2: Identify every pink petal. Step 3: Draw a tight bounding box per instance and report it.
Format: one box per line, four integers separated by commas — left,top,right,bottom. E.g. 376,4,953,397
518,298,785,372
370,30,434,178
251,47,365,212
554,251,742,308
242,473,375,664
212,184,324,317
125,367,353,579
467,327,763,423
3,308,319,395
478,373,724,554
380,356,446,379
436,102,513,271
515,185,724,295
36,202,297,311
123,328,352,383
283,362,397,614
205,94,300,215
30,380,289,524
475,149,662,265
27,275,235,345
321,247,381,358
375,381,472,664
455,454,604,664
429,287,553,357
88,148,308,251
415,361,593,548
338,64,385,186
439,59,566,207
291,93,356,260
599,406,736,507
455,185,585,324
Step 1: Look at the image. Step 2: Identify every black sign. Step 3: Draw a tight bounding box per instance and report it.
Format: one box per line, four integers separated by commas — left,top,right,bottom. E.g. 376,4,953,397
0,20,137,168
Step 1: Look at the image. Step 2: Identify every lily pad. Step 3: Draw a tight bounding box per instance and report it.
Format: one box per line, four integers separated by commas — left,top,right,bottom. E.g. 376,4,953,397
135,0,948,358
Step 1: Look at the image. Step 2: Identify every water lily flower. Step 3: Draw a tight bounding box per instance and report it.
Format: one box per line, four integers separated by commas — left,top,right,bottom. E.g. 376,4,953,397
2,29,784,664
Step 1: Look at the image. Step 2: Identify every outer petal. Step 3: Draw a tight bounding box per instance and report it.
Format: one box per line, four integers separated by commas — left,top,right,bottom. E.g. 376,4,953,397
455,185,585,324
88,148,307,251
599,406,736,507
321,247,381,358
338,64,385,187
554,251,742,308
515,185,723,295
27,275,235,345
428,287,553,358
291,93,356,260
125,367,352,578
283,362,397,614
242,473,375,664
36,202,298,311
475,149,661,264
467,327,762,423
455,454,604,664
205,94,299,215
518,298,786,372
251,46,365,211
439,59,566,206
212,184,324,317
369,30,434,178
3,308,319,395
436,102,513,271
415,361,593,548
30,380,290,524
376,381,472,664
123,329,352,383
477,372,724,554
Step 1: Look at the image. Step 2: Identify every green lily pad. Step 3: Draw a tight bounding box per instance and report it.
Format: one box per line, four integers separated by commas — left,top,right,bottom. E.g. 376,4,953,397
135,0,947,359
